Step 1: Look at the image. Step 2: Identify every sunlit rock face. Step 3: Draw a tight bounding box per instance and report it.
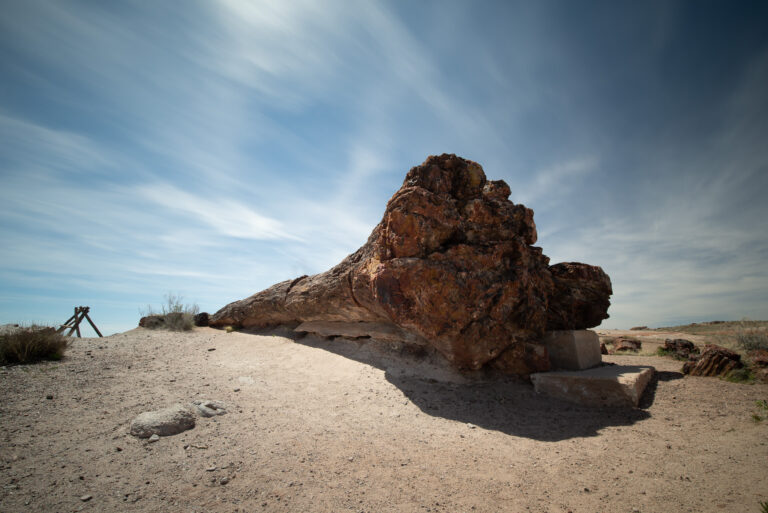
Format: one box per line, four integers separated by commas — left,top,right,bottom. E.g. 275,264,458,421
211,154,612,375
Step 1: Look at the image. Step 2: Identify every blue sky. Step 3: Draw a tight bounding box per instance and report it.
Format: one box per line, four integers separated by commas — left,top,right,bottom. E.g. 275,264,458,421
1,1,767,335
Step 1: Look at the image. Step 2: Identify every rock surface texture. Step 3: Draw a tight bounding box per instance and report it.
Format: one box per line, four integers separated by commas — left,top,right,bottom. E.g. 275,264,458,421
211,154,612,375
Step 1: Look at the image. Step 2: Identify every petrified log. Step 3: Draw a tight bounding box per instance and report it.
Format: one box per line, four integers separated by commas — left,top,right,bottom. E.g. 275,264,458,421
193,312,210,327
211,154,612,375
546,262,612,330
609,337,642,353
663,338,700,359
748,349,768,368
682,345,742,377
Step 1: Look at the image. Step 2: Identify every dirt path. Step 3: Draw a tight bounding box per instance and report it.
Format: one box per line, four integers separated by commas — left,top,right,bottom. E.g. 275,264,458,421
1,327,767,512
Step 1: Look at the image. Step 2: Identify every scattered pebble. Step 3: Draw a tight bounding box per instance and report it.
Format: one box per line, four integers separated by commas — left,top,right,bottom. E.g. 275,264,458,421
80,495,92,502
220,476,230,485
46,394,53,400
207,348,216,352
206,466,217,472
148,434,160,443
467,423,476,429
191,399,227,417
234,388,241,392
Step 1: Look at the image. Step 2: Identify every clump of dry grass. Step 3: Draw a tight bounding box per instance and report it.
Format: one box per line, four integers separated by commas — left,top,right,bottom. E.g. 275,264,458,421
0,326,68,364
141,293,199,332
736,322,768,352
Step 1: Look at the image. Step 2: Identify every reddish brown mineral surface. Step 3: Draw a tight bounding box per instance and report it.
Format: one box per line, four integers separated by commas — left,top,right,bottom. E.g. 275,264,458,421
608,337,642,353
210,154,612,375
546,262,613,330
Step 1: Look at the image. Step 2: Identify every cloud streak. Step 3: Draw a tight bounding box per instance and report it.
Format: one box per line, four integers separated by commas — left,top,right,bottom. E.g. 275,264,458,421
136,183,299,241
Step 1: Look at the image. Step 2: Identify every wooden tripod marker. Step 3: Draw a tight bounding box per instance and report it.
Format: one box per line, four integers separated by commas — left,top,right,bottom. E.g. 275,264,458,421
57,306,103,338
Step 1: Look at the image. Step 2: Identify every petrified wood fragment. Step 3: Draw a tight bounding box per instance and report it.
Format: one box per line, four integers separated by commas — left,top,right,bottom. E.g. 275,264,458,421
211,154,612,375
682,345,743,377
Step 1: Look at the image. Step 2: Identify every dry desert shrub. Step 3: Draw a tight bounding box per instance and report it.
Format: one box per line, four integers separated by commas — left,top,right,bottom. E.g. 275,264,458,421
141,293,199,332
736,321,768,352
0,326,68,364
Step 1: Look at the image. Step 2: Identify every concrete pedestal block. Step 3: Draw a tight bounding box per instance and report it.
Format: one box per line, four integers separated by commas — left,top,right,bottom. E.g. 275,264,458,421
543,330,601,370
530,365,655,407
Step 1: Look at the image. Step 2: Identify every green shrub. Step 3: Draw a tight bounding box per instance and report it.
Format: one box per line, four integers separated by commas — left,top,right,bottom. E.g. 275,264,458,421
0,326,68,364
724,367,754,384
140,293,199,332
656,346,694,361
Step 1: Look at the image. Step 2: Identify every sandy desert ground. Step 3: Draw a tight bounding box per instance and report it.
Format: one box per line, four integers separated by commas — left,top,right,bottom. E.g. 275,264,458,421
1,326,767,513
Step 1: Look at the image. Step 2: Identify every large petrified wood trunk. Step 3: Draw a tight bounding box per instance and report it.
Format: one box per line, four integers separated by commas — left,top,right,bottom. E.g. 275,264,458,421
211,154,612,375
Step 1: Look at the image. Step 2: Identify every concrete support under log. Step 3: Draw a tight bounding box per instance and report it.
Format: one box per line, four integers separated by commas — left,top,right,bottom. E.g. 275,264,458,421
530,365,655,407
543,330,601,370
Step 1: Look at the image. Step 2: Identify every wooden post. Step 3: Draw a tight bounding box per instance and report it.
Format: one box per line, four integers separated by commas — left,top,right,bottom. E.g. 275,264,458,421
67,307,83,337
75,307,83,338
59,306,103,338
83,309,103,338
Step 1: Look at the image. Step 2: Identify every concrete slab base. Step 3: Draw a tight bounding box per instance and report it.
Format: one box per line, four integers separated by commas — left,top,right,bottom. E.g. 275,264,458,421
530,365,655,407
543,330,602,370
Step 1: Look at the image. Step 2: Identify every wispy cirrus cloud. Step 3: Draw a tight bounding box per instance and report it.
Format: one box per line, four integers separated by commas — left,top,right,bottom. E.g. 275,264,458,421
136,183,299,241
515,156,600,209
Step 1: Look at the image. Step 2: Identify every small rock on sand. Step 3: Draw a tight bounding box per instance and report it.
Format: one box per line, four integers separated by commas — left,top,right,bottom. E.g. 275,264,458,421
191,400,227,417
130,404,196,438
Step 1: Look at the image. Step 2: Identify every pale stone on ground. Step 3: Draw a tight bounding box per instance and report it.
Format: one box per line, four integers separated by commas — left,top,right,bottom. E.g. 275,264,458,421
542,329,602,370
129,403,196,438
530,365,655,407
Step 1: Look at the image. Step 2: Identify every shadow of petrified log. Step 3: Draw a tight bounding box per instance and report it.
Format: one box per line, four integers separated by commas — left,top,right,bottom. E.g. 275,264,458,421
211,154,612,375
